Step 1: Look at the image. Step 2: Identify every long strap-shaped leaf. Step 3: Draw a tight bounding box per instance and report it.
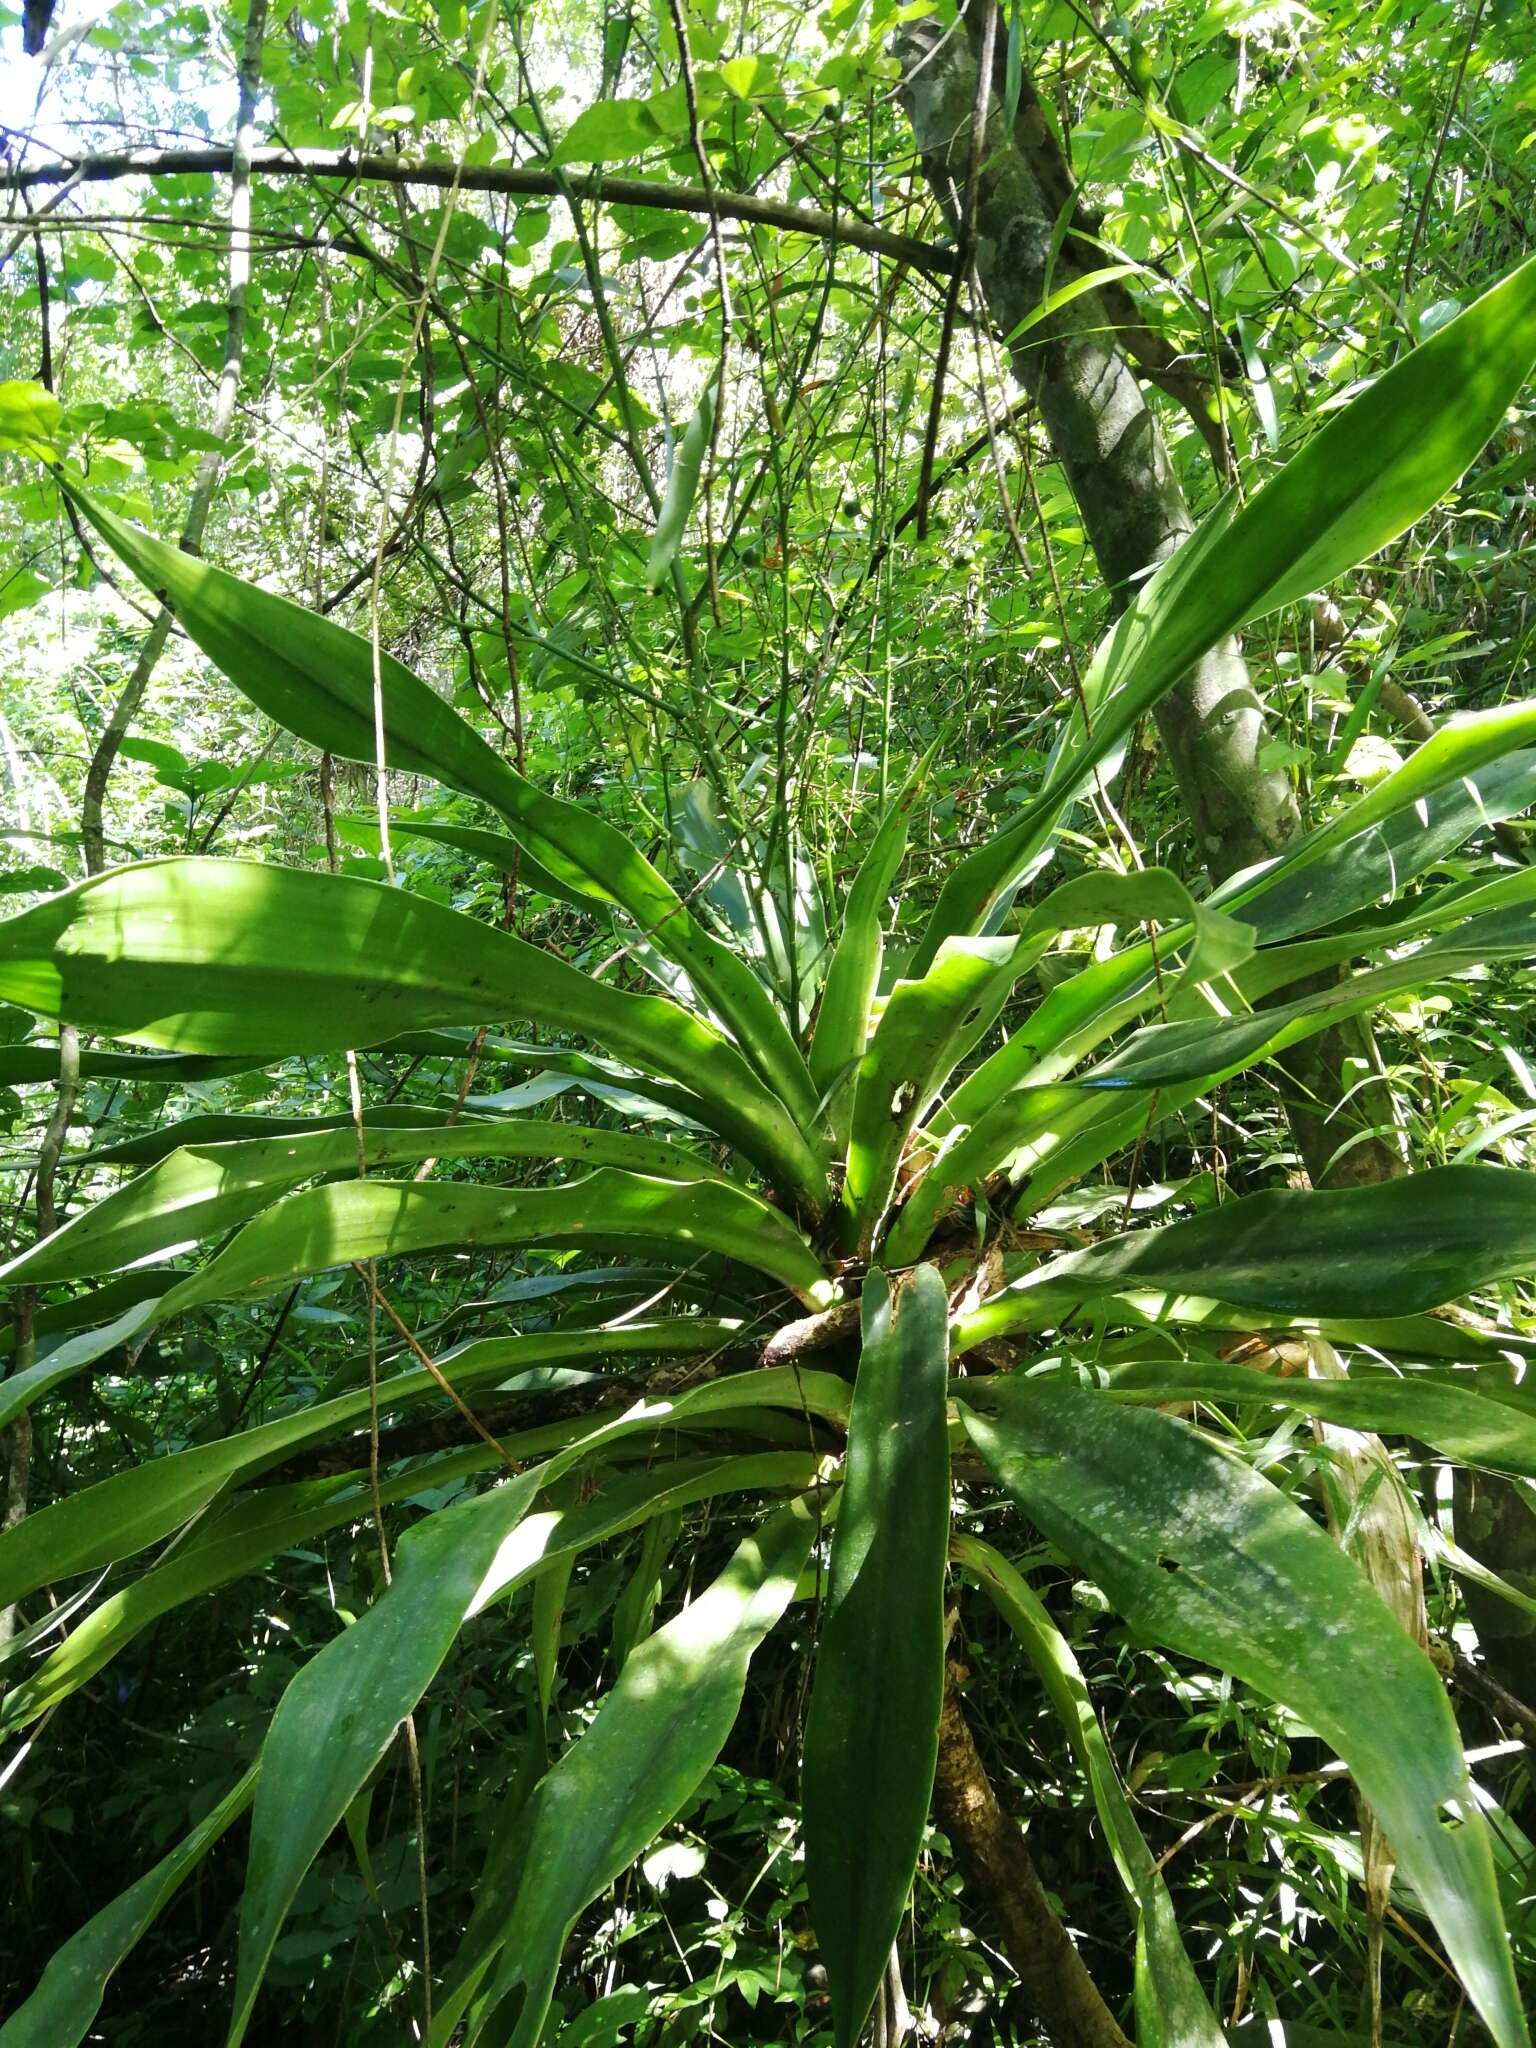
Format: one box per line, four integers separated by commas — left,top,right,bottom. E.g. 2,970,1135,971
953,1533,1225,2048
802,1267,950,2048
0,857,828,1207
149,1172,833,1314
1017,1164,1536,1321
960,1375,1529,2048
809,752,932,1146
0,1451,822,1739
930,750,1536,1148
913,253,1536,968
1,1119,717,1287
1101,1359,1536,1482
60,480,819,1126
450,1493,819,2048
890,915,1536,1264
227,1464,545,2043
0,1766,259,2048
843,939,1019,1252
0,1324,770,1607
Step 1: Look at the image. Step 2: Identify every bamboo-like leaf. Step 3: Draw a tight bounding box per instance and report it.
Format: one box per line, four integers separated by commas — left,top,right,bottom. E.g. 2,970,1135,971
456,1493,818,2048
0,1768,258,2048
809,754,932,1143
960,1375,1528,2048
648,369,719,585
151,1172,833,1315
0,858,827,1206
2,1120,715,1287
953,1533,1225,2048
61,482,818,1123
915,252,1536,965
802,1267,950,2048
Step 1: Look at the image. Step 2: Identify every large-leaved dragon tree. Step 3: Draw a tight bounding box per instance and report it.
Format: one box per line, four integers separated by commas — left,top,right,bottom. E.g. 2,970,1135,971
1,252,1535,2047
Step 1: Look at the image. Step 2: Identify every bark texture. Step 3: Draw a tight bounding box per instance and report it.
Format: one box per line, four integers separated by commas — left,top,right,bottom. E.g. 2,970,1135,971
895,3,1397,1190
933,1675,1132,2048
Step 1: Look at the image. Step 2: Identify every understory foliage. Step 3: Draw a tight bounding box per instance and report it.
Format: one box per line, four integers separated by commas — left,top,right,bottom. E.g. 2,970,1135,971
1,0,1536,2044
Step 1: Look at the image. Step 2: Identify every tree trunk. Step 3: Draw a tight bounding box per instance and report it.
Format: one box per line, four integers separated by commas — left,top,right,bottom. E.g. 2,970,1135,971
933,1675,1132,2048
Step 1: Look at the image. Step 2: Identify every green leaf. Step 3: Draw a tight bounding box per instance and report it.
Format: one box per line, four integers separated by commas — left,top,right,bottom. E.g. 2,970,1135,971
953,1534,1225,2048
0,858,827,1207
803,1267,950,2048
0,1324,771,1609
61,484,820,1125
0,1452,823,1739
0,1768,257,2048
228,1468,545,2044
0,1297,160,1432
961,1375,1528,2048
334,811,593,912
648,369,719,586
1102,1358,1536,1480
844,938,1019,1254
0,378,62,458
455,1494,819,2048
915,251,1536,965
809,753,931,1146
2,1119,715,1287
151,1173,833,1315
551,97,663,164
76,1105,470,1170
1021,1165,1536,1320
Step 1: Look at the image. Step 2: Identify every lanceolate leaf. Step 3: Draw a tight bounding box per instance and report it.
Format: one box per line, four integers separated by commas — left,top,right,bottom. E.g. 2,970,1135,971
843,939,1018,1253
1020,1165,1536,1320
0,859,828,1207
231,1452,827,2043
647,367,719,585
891,906,1536,1262
458,1493,818,2048
227,1467,546,2045
914,252,1536,965
153,1172,834,1314
809,751,932,1141
76,1105,468,1169
1102,1359,1536,1481
802,1267,950,2048
953,1534,1225,2048
961,1376,1528,2048
61,482,819,1123
334,810,591,910
0,1325,775,1610
0,1452,821,1739
0,1769,259,2048
1,1119,716,1287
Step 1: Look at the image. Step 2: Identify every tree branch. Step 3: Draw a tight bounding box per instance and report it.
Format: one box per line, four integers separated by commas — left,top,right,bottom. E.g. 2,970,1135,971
0,145,954,275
